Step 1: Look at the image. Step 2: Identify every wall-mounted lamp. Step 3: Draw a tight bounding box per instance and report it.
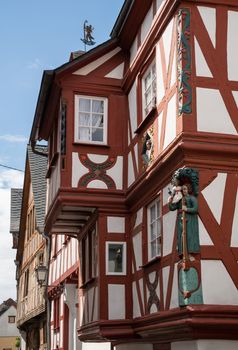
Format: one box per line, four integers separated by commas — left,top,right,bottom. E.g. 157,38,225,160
35,264,48,287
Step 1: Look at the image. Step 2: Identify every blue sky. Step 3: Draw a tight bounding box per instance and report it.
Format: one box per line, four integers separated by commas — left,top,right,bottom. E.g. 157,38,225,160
0,0,124,302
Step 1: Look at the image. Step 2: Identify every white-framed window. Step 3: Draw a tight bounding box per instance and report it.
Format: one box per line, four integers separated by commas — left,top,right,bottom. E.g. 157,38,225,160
106,242,126,275
75,95,108,144
142,62,156,117
147,197,161,259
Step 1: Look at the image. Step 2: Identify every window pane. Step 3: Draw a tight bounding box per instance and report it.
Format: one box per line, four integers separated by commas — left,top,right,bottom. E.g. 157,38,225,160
79,127,90,141
145,90,152,106
92,128,103,142
92,100,104,113
150,205,155,222
79,113,90,126
156,202,160,218
145,71,151,90
92,114,103,127
79,98,90,112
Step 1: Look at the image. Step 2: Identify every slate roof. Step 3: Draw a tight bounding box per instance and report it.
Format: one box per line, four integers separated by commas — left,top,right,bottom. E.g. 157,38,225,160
0,298,16,317
27,144,48,233
10,188,23,234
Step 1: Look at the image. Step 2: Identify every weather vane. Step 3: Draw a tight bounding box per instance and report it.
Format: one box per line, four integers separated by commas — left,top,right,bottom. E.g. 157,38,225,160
81,20,96,52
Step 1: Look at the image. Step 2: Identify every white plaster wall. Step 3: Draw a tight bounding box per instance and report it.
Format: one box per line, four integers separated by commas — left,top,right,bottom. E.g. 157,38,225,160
128,152,135,187
156,44,165,104
141,6,153,44
72,152,88,188
202,173,226,224
82,343,111,350
201,260,238,304
73,47,121,75
170,263,179,309
0,305,19,337
128,81,137,133
196,88,237,135
198,218,213,245
162,266,170,306
134,143,138,172
231,188,238,247
108,284,125,319
163,19,173,72
198,6,216,47
132,281,141,318
107,156,123,190
163,210,177,256
194,38,213,77
172,340,238,350
133,232,142,270
114,343,153,350
227,11,238,81
163,184,170,206
135,208,143,227
170,49,177,86
130,37,138,65
156,0,165,14
105,62,124,79
87,180,107,189
163,94,177,150
107,216,125,233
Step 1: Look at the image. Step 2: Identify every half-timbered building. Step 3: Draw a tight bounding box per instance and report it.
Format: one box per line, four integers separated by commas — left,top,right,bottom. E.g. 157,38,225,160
14,145,48,350
29,0,238,349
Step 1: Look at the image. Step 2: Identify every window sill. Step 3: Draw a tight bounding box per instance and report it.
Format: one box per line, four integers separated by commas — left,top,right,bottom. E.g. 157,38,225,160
135,106,157,135
73,142,110,148
140,256,161,269
80,277,96,289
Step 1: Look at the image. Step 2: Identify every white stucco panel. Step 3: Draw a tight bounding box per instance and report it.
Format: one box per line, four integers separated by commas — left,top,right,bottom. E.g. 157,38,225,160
231,189,238,247
105,62,124,79
128,81,137,133
170,263,179,309
135,208,143,227
198,217,214,245
197,88,238,135
232,91,238,107
134,143,138,172
108,284,125,319
202,173,226,224
156,0,165,15
133,232,142,270
141,5,153,44
198,6,216,47
87,154,108,163
162,266,170,306
201,260,238,304
156,44,165,104
128,152,135,187
163,184,170,206
228,11,238,81
170,49,177,87
107,156,123,190
132,281,141,318
162,19,173,72
87,180,107,189
72,152,88,188
130,37,138,65
82,342,111,350
73,47,121,75
115,344,153,350
194,38,213,77
107,216,125,233
163,207,177,257
163,94,177,150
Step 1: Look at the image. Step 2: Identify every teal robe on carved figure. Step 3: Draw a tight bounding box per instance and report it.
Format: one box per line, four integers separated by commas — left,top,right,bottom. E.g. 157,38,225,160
169,194,200,255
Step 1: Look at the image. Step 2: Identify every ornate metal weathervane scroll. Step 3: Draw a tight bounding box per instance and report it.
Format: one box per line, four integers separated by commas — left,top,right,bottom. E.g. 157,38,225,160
81,20,96,51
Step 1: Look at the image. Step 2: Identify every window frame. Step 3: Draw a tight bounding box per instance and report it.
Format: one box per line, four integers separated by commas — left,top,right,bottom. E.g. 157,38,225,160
8,315,16,323
106,241,127,276
142,61,156,119
74,95,108,145
147,196,162,260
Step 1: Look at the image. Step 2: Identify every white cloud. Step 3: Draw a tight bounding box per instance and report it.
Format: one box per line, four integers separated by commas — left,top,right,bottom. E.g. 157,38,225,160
0,134,28,143
27,58,41,70
0,170,24,302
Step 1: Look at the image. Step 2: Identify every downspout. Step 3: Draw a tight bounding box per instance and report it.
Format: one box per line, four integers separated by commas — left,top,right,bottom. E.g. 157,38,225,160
41,229,51,350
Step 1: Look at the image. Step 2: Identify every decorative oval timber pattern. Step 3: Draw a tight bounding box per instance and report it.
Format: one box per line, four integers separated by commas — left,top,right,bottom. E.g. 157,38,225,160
177,8,192,115
145,271,160,313
78,155,116,189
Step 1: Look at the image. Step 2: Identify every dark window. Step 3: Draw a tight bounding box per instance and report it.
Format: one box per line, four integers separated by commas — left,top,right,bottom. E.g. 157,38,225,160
8,316,15,323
